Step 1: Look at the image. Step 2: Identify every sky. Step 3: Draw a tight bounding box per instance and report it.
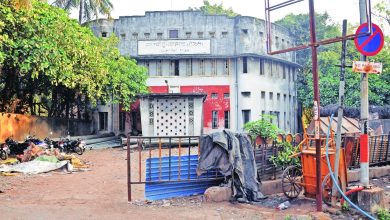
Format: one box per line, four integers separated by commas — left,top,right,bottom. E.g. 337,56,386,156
111,0,383,22
70,0,389,33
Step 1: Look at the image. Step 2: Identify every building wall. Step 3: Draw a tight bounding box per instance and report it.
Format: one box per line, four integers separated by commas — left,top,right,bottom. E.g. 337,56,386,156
87,11,299,135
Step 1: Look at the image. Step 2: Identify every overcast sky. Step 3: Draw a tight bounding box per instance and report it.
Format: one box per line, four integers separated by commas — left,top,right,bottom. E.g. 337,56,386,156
70,0,388,33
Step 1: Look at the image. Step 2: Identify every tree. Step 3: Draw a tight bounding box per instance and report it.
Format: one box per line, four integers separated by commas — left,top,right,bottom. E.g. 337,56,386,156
373,0,390,26
191,0,239,17
52,0,113,24
0,0,148,117
276,12,390,111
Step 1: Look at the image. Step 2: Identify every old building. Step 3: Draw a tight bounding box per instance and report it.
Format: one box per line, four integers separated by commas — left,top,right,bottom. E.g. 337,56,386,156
87,10,299,135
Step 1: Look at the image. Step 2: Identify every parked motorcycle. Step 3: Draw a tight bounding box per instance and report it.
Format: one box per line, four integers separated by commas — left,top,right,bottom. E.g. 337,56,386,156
4,137,30,156
58,138,86,155
25,135,48,149
0,143,9,160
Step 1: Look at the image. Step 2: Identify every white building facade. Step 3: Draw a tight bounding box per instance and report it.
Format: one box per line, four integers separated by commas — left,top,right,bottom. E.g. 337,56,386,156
87,11,299,135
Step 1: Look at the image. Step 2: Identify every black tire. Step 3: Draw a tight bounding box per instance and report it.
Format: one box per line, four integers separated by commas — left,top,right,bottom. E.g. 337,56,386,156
75,146,83,155
282,165,303,199
0,150,8,160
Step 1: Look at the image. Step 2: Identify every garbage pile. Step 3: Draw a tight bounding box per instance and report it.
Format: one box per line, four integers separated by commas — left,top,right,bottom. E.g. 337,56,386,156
0,142,89,175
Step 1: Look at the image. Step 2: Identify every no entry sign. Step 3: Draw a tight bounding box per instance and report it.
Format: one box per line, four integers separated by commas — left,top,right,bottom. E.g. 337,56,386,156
354,23,384,56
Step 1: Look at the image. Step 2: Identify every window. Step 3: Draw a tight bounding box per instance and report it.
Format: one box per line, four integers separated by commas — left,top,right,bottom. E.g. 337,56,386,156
261,110,265,116
282,39,285,48
224,59,229,75
259,59,264,75
119,112,126,131
157,33,163,39
259,31,264,39
132,33,138,39
269,92,273,100
169,30,179,38
242,29,248,34
241,92,251,97
200,59,205,75
284,112,287,130
120,33,126,40
277,93,281,102
242,110,251,125
171,60,179,76
283,65,286,79
145,61,150,73
224,93,230,99
197,32,203,38
275,36,279,48
185,32,191,39
209,32,216,38
157,60,162,76
222,32,228,38
144,33,150,39
212,111,218,129
261,91,265,99
186,59,192,76
211,59,217,75
101,32,107,37
243,57,248,73
211,93,218,99
131,112,137,131
224,111,230,129
99,112,108,131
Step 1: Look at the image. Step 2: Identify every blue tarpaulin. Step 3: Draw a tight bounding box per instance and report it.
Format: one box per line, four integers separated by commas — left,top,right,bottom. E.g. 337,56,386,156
145,155,222,200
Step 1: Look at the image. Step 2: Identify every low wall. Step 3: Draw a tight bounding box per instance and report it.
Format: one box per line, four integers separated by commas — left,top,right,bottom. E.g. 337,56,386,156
0,113,92,142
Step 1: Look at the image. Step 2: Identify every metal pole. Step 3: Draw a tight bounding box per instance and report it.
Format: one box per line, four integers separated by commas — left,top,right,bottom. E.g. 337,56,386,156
308,0,322,211
332,19,348,206
359,0,369,188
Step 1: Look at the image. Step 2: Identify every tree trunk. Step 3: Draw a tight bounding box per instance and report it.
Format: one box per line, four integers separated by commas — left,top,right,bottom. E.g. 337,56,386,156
79,0,84,24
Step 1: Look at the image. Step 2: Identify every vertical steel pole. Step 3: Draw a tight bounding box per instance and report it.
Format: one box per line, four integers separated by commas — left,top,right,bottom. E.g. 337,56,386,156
359,0,369,187
332,20,348,206
127,136,131,202
308,0,322,211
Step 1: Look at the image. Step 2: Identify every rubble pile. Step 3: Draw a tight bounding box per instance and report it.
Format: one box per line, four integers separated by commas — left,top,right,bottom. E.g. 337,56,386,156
0,143,89,175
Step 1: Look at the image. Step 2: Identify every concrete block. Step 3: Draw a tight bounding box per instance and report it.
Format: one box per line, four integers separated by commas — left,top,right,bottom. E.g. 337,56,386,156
204,186,232,202
357,187,385,213
261,179,283,195
347,165,390,183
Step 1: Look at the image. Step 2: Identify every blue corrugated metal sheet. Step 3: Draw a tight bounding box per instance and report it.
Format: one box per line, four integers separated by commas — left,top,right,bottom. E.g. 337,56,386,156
145,155,223,200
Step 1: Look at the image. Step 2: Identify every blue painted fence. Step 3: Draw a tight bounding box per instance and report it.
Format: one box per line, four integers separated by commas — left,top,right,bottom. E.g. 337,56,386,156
145,155,223,200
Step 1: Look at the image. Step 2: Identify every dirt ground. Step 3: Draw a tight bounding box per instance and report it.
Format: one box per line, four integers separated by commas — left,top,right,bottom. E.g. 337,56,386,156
0,148,388,220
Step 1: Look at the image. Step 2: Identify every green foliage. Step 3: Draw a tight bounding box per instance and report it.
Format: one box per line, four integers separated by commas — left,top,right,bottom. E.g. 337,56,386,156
194,0,239,17
341,202,350,212
0,0,148,116
377,207,390,220
277,11,390,109
270,141,300,168
52,0,113,24
243,114,281,139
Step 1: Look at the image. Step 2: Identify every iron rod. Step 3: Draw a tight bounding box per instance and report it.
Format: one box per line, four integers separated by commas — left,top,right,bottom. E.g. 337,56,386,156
139,137,142,183
127,136,131,202
308,0,322,212
178,138,181,180
169,138,172,181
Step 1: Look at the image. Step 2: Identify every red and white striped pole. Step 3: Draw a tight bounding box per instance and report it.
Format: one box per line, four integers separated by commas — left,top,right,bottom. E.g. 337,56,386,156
360,131,369,186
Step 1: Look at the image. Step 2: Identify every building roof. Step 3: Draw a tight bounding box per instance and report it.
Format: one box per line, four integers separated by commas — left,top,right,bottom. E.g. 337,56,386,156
137,93,207,101
306,116,361,135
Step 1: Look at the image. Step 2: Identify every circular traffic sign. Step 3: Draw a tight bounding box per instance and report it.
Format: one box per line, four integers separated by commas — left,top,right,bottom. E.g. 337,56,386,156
354,23,384,56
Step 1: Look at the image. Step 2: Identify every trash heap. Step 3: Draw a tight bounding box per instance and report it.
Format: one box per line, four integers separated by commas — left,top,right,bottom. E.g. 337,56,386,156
0,143,89,175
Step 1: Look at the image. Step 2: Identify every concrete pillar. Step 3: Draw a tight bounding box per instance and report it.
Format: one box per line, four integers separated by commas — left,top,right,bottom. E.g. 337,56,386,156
357,187,385,213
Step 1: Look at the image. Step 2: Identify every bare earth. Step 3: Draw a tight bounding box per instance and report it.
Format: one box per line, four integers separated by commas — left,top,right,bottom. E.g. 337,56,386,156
0,148,387,220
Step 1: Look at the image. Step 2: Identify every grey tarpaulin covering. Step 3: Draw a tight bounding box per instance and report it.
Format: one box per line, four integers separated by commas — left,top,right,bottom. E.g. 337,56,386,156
0,160,68,174
197,131,266,202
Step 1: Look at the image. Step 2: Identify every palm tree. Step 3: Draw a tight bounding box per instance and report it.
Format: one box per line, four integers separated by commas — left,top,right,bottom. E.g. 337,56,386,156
12,0,32,10
52,0,113,24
